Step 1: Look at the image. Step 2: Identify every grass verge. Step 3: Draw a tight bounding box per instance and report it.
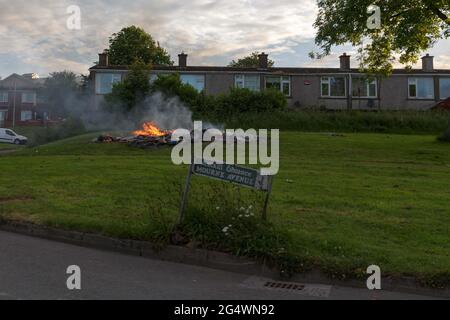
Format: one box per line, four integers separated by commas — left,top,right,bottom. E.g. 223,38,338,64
0,132,449,286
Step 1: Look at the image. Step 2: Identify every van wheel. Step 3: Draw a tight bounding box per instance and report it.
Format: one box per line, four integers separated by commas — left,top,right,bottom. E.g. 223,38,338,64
14,139,21,145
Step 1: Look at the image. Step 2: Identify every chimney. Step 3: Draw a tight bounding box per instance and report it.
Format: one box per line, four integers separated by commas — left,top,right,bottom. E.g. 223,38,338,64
422,54,434,72
98,50,109,67
178,52,188,68
339,53,351,70
258,52,269,69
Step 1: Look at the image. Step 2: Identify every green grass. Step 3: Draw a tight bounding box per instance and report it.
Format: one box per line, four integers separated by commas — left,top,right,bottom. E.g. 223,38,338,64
0,132,449,284
0,143,20,150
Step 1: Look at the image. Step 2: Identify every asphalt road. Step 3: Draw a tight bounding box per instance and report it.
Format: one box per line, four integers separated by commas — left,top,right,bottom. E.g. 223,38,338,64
0,230,440,300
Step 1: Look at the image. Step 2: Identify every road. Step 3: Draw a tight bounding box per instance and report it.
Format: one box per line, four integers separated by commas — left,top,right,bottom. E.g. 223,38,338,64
0,230,440,300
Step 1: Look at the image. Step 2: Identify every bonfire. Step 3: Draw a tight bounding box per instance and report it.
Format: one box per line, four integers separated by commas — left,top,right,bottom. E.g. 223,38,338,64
95,121,178,148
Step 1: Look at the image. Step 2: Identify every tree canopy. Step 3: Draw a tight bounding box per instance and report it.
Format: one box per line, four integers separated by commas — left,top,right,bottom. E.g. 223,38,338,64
314,0,450,75
108,26,173,66
104,61,152,113
228,52,275,68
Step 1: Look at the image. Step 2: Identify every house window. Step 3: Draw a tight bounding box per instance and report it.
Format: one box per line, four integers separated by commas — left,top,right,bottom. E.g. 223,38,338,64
96,73,122,94
180,74,205,92
235,75,260,92
21,110,33,121
265,76,290,96
321,77,346,97
351,77,377,98
22,92,36,104
408,77,434,99
0,92,8,103
149,73,170,83
439,78,450,100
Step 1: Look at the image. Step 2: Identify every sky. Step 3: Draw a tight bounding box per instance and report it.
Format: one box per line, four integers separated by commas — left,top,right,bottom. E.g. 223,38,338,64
0,0,449,79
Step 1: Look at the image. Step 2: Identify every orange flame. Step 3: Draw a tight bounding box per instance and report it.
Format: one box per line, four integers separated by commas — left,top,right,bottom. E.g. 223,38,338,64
133,122,169,137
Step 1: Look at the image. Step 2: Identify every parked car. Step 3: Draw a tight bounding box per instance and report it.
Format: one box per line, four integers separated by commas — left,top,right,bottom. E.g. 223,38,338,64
0,128,28,145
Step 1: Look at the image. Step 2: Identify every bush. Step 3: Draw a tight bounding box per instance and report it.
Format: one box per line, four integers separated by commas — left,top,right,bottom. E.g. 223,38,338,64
151,73,200,107
150,76,288,119
215,88,287,117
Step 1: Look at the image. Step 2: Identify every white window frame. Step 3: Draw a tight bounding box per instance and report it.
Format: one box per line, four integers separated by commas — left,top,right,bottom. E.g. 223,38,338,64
21,92,36,104
180,74,205,92
235,74,261,92
0,92,8,103
351,77,377,98
439,77,450,100
265,76,291,96
20,110,33,121
95,73,122,94
321,76,347,98
408,77,434,99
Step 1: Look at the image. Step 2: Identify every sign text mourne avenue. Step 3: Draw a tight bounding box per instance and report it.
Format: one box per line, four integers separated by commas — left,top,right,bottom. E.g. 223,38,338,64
192,162,270,191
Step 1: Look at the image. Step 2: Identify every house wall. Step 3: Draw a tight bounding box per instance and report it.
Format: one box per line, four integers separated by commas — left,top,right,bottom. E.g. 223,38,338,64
91,70,450,111
205,73,234,95
0,90,49,127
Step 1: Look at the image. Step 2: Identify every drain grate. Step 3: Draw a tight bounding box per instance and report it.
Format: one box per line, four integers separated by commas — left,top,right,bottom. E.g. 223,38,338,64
241,277,332,298
264,281,305,291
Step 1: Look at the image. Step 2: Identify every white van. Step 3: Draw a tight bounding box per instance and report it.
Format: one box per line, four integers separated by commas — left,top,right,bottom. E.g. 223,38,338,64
0,128,28,145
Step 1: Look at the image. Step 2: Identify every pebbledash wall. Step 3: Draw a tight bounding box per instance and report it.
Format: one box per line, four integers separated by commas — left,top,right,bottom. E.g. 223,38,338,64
89,52,450,111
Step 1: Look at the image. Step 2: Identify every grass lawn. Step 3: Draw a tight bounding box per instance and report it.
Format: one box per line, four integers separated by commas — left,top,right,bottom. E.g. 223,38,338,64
0,132,449,283
0,142,22,150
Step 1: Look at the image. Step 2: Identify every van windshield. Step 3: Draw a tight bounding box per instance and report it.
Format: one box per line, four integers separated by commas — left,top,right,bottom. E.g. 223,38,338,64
5,130,16,136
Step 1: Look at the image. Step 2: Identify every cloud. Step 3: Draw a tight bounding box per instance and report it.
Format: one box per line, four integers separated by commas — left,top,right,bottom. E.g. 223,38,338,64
0,0,448,78
0,0,317,76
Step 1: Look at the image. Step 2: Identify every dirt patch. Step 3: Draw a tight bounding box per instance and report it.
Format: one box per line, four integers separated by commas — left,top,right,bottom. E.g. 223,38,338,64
0,196,35,203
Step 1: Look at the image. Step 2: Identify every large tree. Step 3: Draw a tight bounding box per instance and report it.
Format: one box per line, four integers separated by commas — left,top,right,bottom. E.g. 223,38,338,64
314,0,450,75
108,26,173,66
228,52,275,68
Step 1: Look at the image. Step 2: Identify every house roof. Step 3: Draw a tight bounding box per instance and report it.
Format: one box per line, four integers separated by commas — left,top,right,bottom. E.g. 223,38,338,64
0,73,45,89
89,64,450,75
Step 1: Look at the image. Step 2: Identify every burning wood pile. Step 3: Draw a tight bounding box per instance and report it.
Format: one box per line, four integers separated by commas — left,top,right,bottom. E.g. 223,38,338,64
95,122,178,149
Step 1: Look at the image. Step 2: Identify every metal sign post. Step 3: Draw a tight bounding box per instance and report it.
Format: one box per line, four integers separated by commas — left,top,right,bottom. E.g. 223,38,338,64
177,160,275,224
178,162,194,224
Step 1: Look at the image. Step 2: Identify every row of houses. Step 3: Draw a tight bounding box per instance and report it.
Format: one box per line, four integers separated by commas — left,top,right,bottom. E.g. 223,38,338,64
2,51,450,128
90,52,450,110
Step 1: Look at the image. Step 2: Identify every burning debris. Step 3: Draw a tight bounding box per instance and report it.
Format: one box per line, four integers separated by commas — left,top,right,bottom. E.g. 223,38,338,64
95,121,264,149
95,121,178,148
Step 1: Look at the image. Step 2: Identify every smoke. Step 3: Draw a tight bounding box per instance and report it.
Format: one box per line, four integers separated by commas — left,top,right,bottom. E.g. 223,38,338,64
65,90,195,133
137,92,194,130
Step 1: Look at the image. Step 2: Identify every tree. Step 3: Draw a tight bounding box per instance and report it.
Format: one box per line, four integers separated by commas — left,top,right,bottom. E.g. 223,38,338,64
108,26,173,66
314,0,450,75
43,71,80,118
228,52,275,68
104,61,152,113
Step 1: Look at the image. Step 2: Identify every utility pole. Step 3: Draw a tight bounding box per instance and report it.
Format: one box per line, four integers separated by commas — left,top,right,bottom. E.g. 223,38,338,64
12,79,17,129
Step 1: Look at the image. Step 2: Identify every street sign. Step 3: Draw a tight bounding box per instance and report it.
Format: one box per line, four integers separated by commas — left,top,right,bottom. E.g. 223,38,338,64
177,161,275,224
192,162,270,191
